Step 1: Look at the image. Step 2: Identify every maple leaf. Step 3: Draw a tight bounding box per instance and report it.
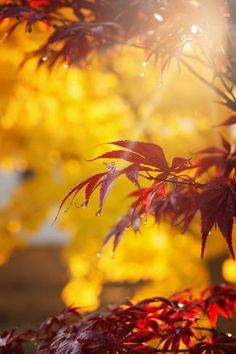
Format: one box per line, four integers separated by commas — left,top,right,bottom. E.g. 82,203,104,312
56,172,107,219
159,322,194,353
0,330,34,354
195,135,236,177
189,334,236,354
167,289,202,322
200,178,236,259
216,115,236,127
108,140,169,171
130,182,167,217
102,209,141,252
201,285,236,327
29,0,51,8
57,162,151,221
38,307,81,338
170,157,191,172
89,141,169,174
152,185,200,231
59,141,173,217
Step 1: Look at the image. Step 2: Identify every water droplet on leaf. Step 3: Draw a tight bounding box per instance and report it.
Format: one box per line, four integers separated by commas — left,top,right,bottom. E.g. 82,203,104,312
104,162,116,170
178,302,184,308
226,332,232,337
154,13,164,22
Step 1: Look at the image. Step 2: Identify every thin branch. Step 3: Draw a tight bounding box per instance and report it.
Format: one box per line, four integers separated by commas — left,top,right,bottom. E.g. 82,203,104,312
180,59,236,111
138,173,206,188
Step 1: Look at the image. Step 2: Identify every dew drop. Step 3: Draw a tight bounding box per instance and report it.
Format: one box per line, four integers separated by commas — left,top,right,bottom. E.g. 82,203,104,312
141,60,148,68
96,211,101,216
178,302,184,309
96,252,102,258
104,162,116,170
42,56,48,62
226,332,232,337
154,13,164,22
190,24,203,35
140,72,145,78
191,24,199,34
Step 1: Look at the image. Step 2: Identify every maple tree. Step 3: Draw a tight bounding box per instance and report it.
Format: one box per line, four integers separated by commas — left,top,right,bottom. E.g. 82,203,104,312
1,0,236,353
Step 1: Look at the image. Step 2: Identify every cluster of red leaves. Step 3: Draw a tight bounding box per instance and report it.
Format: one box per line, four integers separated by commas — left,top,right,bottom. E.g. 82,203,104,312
1,0,235,115
1,285,236,353
58,138,236,259
0,0,227,68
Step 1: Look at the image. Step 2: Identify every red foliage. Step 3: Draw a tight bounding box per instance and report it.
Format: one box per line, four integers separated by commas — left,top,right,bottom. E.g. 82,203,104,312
0,330,34,354
0,0,227,69
29,0,51,8
189,335,236,354
201,285,236,327
1,285,236,353
59,138,236,258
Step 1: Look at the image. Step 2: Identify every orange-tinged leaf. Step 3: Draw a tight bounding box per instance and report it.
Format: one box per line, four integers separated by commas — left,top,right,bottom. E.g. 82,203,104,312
216,115,236,127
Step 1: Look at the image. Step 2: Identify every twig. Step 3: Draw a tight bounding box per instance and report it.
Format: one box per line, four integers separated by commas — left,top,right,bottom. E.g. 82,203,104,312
180,59,236,111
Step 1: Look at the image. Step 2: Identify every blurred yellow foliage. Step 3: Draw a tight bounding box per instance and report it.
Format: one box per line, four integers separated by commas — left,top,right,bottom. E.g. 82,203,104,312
0,23,231,308
223,258,236,284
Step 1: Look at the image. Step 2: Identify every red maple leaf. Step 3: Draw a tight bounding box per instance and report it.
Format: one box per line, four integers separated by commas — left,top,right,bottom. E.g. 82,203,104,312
217,114,236,127
93,140,170,171
195,135,236,177
29,0,51,8
159,321,194,353
201,285,236,327
0,330,34,354
190,334,236,354
200,178,236,258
